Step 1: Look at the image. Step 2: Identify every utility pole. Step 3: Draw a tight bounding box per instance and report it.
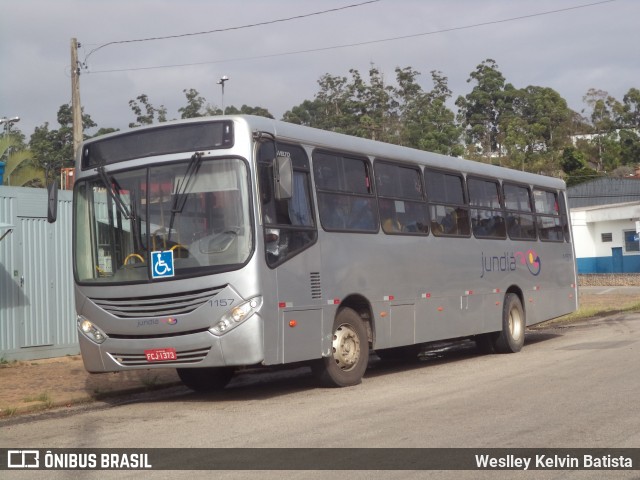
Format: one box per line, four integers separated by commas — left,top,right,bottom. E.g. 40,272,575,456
71,38,83,160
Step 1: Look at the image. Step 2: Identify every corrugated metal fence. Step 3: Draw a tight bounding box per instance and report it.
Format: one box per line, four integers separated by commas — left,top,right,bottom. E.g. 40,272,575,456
0,186,77,361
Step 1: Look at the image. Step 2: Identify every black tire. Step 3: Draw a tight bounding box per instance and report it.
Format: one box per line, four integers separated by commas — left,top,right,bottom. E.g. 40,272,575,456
177,367,234,392
494,293,525,353
312,307,369,387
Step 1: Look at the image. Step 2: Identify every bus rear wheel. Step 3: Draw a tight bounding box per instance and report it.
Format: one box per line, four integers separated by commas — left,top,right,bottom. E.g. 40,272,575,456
494,293,525,353
177,367,234,392
312,307,369,387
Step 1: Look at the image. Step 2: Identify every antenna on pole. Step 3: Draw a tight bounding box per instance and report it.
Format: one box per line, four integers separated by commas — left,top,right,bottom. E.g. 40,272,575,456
217,75,229,114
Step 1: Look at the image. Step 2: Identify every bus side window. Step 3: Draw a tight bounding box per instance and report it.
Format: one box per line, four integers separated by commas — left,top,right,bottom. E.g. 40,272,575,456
558,192,571,243
467,177,506,239
503,183,536,240
534,188,563,242
313,152,378,233
375,160,429,235
424,169,470,237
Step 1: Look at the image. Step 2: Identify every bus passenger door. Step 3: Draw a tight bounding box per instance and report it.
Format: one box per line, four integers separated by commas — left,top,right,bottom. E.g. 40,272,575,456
258,141,321,364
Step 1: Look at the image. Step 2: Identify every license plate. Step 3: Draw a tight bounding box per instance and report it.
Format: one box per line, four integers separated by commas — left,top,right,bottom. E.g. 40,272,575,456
144,348,177,362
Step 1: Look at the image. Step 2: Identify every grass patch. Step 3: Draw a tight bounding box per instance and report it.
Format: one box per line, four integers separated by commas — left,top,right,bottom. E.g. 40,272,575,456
0,406,18,417
23,392,52,405
0,358,21,368
537,299,640,328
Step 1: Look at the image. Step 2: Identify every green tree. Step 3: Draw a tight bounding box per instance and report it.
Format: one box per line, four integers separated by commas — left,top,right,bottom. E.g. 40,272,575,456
178,88,218,118
583,88,622,131
565,165,601,186
223,105,274,118
94,127,119,137
282,99,324,126
30,104,96,184
1,132,44,187
581,88,623,171
560,146,585,174
621,87,640,128
348,66,396,142
399,69,462,156
500,86,572,173
314,72,354,133
563,142,602,186
284,65,461,154
286,67,397,138
618,129,640,166
128,94,168,128
456,59,510,163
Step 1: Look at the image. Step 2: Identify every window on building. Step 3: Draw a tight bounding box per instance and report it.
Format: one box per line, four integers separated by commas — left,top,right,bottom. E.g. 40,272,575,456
601,233,613,242
624,230,640,252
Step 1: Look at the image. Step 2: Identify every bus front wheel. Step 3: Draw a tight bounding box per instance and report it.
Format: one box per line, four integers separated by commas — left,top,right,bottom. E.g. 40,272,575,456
312,307,369,388
494,293,525,353
177,367,234,392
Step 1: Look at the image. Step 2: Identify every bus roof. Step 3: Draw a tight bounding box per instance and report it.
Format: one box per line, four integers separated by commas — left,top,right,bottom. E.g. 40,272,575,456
82,114,566,191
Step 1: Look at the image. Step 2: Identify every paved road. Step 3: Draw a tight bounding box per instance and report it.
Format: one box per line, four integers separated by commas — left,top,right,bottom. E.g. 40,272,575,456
2,311,639,479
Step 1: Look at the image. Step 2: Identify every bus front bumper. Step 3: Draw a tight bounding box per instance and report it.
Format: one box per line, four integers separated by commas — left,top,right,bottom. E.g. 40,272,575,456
78,314,264,373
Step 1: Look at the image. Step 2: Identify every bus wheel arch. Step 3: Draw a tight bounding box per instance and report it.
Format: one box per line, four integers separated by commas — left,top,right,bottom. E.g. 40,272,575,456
339,294,375,345
312,299,372,388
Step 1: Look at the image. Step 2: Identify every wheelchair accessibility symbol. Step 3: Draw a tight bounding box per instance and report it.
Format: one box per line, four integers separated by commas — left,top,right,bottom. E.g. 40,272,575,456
151,250,175,279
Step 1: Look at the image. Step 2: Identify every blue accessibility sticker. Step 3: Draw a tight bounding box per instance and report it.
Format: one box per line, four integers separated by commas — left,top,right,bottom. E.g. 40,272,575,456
151,250,174,279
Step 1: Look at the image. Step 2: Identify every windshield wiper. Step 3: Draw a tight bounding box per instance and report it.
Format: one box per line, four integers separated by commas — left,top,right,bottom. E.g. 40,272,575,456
97,165,134,220
167,152,203,244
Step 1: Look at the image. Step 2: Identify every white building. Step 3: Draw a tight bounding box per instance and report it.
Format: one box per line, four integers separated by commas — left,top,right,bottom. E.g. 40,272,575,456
571,201,640,273
568,177,640,273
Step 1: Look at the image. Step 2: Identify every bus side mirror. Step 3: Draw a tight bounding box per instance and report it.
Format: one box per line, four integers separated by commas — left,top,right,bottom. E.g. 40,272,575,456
47,181,58,223
274,154,293,200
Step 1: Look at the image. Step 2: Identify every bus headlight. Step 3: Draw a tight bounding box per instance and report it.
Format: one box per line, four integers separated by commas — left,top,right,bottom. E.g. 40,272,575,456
210,297,262,336
77,316,108,344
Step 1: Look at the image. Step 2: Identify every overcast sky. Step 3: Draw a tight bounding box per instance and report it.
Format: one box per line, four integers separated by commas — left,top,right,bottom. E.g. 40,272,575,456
1,0,638,137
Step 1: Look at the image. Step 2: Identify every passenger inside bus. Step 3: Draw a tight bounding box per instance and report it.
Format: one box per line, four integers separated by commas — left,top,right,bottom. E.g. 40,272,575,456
322,195,351,230
380,199,403,233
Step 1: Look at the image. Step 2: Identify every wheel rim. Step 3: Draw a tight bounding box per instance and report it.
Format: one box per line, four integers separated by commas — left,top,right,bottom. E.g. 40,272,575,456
508,307,523,341
331,323,361,371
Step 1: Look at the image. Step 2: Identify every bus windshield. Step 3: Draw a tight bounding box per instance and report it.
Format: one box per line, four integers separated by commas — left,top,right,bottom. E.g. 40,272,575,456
74,156,253,284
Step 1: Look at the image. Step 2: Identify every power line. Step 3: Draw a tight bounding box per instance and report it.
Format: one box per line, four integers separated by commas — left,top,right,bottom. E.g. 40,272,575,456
86,0,616,75
82,0,379,65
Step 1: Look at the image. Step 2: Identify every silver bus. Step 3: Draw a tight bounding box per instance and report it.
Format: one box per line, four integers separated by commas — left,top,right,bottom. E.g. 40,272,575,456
73,115,578,391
